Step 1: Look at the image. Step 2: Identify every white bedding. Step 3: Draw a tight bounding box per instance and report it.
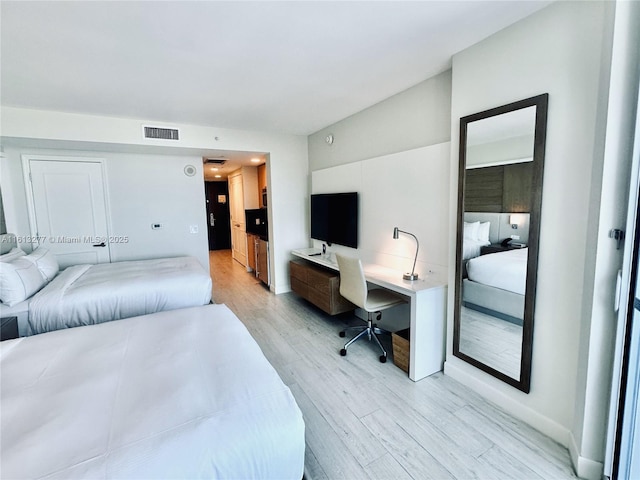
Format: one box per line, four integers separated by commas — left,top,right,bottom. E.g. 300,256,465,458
26,256,212,335
462,238,491,260
466,247,528,295
0,304,305,479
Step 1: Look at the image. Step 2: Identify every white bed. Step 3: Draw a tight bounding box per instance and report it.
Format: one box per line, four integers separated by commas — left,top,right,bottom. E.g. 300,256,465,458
463,248,528,324
0,237,212,336
466,247,527,295
0,304,305,479
26,256,212,335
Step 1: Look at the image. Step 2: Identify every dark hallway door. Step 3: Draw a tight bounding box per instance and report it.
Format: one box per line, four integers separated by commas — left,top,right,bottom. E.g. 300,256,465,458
205,181,231,250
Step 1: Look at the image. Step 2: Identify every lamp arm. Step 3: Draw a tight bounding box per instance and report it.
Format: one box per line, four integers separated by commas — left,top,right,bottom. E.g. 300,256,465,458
397,229,419,276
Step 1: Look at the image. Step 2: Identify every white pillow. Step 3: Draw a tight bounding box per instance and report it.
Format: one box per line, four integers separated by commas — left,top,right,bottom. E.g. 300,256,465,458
24,247,59,281
0,247,26,263
0,257,47,306
463,221,480,240
477,222,491,244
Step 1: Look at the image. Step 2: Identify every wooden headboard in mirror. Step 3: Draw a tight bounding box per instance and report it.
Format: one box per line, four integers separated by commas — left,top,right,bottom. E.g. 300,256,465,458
454,94,548,393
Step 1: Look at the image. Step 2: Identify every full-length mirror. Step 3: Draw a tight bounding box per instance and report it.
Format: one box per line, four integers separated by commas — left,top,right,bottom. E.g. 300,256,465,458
454,94,548,393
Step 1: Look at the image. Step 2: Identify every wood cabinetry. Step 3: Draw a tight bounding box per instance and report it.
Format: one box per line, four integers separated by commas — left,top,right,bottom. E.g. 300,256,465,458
258,164,267,208
256,239,269,286
246,233,257,271
246,234,269,285
290,260,355,315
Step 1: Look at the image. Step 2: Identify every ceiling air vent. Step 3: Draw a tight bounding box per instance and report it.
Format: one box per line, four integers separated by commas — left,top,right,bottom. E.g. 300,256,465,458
204,158,227,165
143,125,180,140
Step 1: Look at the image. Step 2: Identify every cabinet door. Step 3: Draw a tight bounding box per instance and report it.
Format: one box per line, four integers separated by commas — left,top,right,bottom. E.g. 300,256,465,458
257,239,269,285
246,234,257,271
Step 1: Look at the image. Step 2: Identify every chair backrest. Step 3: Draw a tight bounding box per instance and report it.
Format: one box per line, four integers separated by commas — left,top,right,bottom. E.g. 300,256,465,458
335,254,368,309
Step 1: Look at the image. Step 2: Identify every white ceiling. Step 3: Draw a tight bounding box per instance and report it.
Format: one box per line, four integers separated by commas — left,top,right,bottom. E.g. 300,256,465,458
1,1,553,139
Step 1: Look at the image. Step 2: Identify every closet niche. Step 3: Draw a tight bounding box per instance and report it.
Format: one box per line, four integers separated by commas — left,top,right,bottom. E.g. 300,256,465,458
453,94,548,393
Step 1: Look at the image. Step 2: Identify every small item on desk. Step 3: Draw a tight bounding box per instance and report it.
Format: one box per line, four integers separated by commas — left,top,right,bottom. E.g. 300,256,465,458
308,252,321,256
511,242,527,248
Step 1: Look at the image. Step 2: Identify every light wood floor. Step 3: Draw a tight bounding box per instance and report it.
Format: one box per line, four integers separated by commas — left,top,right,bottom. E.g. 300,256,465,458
209,250,577,480
459,306,523,379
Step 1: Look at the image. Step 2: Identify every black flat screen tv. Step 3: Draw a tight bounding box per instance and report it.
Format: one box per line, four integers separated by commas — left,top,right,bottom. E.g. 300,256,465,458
310,192,358,248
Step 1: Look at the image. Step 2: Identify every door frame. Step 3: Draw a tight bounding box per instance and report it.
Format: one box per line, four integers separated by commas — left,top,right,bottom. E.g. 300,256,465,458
605,79,640,478
21,154,113,255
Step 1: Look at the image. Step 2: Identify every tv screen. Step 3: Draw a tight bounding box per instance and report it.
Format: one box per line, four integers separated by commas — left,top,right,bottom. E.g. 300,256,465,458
310,192,358,248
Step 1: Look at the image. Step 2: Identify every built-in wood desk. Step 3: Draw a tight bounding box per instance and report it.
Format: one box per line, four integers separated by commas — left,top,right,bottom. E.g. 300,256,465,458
291,248,447,381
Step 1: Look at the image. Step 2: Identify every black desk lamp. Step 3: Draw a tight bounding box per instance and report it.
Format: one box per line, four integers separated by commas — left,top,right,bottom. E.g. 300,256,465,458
393,227,419,281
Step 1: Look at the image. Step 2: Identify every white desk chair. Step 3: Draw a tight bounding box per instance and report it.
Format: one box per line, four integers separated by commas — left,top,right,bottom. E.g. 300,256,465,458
336,254,406,363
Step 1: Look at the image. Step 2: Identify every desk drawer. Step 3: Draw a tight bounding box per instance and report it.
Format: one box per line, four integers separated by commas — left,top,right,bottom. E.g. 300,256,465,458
306,268,335,295
289,261,307,282
307,288,333,314
290,277,308,297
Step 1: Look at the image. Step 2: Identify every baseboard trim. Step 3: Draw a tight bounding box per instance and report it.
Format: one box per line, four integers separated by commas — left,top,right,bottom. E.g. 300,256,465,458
569,432,605,480
444,359,570,447
273,282,291,295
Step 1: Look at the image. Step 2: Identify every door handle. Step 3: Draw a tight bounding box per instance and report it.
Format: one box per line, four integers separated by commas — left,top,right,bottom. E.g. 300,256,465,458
209,213,215,227
93,242,106,247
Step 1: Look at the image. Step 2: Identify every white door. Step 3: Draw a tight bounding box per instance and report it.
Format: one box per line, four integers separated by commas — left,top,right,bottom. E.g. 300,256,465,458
228,172,247,266
24,157,111,268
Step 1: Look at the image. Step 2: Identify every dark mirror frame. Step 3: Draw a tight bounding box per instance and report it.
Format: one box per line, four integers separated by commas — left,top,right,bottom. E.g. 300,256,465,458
453,93,548,393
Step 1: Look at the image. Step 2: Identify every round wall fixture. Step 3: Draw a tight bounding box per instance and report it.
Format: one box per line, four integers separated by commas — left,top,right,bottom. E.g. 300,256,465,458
184,165,197,177
325,134,334,145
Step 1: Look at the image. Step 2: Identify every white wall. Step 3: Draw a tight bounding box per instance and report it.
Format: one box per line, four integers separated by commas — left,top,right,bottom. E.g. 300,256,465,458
445,2,619,478
305,70,453,289
0,108,308,294
311,143,450,279
2,146,211,269
308,70,452,169
107,152,211,266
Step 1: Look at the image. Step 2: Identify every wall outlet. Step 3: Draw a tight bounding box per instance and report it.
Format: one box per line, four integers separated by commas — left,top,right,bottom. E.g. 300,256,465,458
151,223,163,230
189,225,199,234
510,234,520,240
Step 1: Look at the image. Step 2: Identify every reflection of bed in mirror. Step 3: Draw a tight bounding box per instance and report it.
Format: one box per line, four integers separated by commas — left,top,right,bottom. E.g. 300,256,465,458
463,248,527,325
462,212,529,325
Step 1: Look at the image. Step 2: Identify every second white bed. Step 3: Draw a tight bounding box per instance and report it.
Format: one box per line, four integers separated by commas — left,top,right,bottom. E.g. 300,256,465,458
1,256,213,336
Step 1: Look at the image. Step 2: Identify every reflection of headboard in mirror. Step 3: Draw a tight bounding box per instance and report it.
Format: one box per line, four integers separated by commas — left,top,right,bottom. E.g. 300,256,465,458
464,212,530,245
0,233,17,255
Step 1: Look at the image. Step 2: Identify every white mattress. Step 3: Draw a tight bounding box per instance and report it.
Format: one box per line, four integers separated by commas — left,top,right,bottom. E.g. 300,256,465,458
466,247,528,295
27,256,212,335
0,304,305,479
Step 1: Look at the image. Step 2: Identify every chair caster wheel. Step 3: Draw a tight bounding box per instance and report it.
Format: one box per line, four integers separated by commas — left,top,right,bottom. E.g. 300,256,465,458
379,355,387,363
339,331,346,338
340,348,347,356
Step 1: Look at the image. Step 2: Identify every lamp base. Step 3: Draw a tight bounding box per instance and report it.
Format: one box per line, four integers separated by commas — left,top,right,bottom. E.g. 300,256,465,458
403,272,419,281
